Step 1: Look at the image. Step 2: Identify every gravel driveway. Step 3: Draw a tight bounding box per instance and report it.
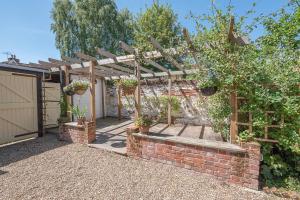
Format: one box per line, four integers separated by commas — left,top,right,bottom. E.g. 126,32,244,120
0,134,282,200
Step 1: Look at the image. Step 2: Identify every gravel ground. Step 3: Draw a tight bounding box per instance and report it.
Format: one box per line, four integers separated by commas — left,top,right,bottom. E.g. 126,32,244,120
0,134,283,200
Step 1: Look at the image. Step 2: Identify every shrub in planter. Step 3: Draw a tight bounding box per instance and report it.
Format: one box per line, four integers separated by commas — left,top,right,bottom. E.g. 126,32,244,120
57,95,70,124
135,115,153,134
115,79,138,96
70,105,87,125
71,80,89,95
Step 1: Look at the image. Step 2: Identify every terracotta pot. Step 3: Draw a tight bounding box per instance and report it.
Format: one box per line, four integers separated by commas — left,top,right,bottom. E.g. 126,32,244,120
200,86,218,96
75,89,87,95
122,87,136,96
77,117,86,125
139,126,150,134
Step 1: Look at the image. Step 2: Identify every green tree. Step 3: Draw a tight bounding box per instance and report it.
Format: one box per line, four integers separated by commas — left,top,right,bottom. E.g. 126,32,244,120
51,0,134,57
133,1,181,51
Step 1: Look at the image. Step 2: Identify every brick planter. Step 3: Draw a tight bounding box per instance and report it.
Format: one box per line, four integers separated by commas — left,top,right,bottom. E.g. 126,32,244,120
127,131,261,190
59,121,96,144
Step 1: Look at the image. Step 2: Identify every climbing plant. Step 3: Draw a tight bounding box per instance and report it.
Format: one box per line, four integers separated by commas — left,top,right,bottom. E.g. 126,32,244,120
188,1,300,191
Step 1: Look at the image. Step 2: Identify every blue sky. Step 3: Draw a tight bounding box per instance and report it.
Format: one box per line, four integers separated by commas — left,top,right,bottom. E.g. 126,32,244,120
0,0,288,63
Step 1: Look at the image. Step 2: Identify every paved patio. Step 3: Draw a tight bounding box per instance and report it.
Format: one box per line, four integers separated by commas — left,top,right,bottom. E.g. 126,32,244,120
89,117,223,155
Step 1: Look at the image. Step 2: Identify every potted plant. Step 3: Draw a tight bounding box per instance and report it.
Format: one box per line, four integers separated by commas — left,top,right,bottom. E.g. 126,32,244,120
71,80,89,95
135,115,153,134
63,84,75,96
198,77,218,96
57,95,70,124
70,105,87,125
115,79,138,96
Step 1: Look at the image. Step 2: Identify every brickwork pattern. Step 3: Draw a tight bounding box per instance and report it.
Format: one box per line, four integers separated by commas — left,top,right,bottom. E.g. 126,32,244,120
127,133,261,190
59,122,96,144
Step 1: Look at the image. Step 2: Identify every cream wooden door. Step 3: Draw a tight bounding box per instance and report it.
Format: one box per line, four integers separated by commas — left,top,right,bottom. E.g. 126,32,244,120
44,82,60,128
0,71,38,145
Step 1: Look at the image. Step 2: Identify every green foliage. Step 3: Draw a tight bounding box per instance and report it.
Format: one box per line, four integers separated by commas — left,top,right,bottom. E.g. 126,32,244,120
238,130,254,142
70,105,87,119
198,76,219,88
59,95,68,117
188,1,300,191
115,79,138,88
63,80,89,94
51,0,134,56
63,84,74,94
71,80,89,91
135,115,153,127
133,1,181,51
159,95,180,118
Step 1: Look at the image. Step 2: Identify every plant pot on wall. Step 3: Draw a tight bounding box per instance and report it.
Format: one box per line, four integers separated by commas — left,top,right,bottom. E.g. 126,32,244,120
77,117,86,125
139,126,150,134
135,115,153,134
200,86,218,96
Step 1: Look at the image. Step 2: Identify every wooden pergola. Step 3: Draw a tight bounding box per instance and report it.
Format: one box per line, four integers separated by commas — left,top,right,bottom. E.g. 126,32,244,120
30,34,199,127
28,18,251,143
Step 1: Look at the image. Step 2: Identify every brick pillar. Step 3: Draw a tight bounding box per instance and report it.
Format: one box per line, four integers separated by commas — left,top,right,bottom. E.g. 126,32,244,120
240,142,261,190
59,121,96,144
126,126,140,156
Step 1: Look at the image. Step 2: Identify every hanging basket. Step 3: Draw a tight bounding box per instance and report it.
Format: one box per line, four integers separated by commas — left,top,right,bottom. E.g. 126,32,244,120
63,85,75,96
122,86,136,96
65,90,75,96
75,89,87,95
200,86,218,96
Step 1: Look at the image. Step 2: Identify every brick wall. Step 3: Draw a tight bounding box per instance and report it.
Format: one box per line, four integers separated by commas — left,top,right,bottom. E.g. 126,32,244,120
59,121,96,144
127,131,261,190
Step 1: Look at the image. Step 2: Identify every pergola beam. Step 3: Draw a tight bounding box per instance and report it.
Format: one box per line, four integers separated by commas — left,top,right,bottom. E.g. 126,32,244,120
28,63,52,70
149,37,184,71
48,58,71,66
183,28,201,69
70,50,164,71
61,56,82,64
105,69,196,80
96,48,134,74
119,41,155,74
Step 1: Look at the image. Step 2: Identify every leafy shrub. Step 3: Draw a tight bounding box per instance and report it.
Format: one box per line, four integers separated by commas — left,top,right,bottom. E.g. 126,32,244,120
159,95,180,118
135,115,152,127
70,105,87,119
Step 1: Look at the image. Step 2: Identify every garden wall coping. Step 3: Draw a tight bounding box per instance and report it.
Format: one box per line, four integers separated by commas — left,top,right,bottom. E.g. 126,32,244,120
132,132,246,153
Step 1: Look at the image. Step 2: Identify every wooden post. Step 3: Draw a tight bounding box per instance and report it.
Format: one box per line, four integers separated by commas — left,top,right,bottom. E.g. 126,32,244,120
101,78,106,118
89,61,96,122
264,112,268,139
230,89,238,143
135,60,141,120
168,74,172,126
62,65,72,120
117,84,122,120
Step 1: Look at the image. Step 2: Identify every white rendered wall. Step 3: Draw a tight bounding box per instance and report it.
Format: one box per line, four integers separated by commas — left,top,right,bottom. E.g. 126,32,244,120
71,76,104,120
